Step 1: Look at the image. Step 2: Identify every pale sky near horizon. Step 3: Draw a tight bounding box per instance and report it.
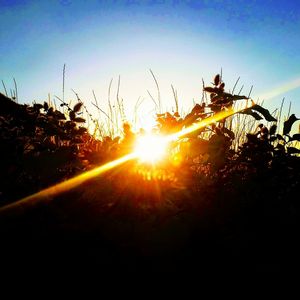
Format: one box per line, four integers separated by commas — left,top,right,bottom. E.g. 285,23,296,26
1,0,300,130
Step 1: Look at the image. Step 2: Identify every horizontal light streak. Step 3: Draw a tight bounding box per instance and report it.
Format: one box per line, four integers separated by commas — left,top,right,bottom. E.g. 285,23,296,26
0,153,136,214
254,77,300,102
0,100,254,215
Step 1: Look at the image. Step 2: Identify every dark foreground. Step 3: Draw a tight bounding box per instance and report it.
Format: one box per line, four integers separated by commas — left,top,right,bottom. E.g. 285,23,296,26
1,173,299,278
0,88,299,278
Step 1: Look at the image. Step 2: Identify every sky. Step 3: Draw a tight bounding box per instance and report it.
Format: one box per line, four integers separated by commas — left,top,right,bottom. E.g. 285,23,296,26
1,0,300,130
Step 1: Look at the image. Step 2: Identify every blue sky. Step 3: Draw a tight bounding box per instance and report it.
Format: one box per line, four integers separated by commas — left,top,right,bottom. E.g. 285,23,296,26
1,0,300,129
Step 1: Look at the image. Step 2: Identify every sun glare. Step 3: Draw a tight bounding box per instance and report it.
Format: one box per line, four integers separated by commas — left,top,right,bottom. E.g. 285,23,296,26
134,134,169,163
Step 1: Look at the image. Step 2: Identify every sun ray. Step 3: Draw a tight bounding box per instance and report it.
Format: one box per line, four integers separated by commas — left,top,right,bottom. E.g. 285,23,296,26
0,153,136,214
168,105,248,141
254,77,300,102
0,100,254,215
134,134,168,163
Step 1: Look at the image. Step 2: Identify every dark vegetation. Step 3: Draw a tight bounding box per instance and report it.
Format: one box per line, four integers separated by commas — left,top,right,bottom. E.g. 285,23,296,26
0,74,299,276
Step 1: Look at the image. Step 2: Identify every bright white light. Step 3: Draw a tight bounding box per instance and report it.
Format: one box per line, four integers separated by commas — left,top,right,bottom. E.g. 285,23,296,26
134,134,168,163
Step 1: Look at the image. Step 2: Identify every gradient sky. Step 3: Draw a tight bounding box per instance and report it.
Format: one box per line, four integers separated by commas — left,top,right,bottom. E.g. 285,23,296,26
1,0,300,129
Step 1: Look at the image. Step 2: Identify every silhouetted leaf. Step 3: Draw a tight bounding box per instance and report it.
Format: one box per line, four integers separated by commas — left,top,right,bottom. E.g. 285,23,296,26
246,133,258,143
269,124,277,136
43,102,49,111
283,114,299,135
183,113,199,126
191,104,203,114
208,104,222,112
204,87,220,93
276,134,285,141
73,102,83,113
69,111,75,120
260,126,269,136
33,103,43,111
65,121,76,130
292,133,300,141
189,138,209,156
222,127,235,140
210,94,222,103
240,109,263,120
74,117,86,123
251,105,277,122
47,107,54,115
275,144,285,151
232,95,248,100
214,74,220,86
54,111,66,120
287,147,300,154
77,127,87,135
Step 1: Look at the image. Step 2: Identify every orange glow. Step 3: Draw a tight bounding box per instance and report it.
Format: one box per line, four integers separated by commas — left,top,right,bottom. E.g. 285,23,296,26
0,100,254,215
167,106,240,142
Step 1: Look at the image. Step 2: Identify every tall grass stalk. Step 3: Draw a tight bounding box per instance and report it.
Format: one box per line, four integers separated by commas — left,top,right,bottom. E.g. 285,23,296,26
1,80,8,97
149,69,161,113
13,78,18,103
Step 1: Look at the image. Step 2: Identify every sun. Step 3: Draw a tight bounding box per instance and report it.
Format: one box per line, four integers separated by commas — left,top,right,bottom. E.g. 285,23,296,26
134,134,169,163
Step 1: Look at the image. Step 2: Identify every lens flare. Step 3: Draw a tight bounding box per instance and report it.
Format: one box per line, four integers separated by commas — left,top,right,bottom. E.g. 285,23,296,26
0,153,136,215
168,107,237,141
254,77,300,102
0,100,254,215
134,134,169,163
